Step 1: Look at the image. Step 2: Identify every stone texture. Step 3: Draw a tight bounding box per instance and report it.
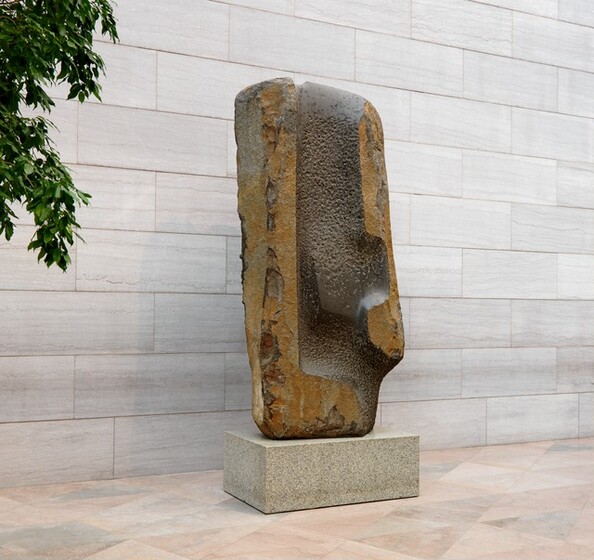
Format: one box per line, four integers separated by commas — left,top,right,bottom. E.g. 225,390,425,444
235,78,404,439
223,429,419,513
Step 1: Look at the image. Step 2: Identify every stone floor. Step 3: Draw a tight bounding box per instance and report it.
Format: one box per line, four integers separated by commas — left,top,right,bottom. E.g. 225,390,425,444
0,438,592,560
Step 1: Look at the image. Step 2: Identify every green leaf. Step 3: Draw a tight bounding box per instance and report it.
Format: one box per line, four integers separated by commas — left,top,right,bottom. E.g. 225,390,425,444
0,0,118,270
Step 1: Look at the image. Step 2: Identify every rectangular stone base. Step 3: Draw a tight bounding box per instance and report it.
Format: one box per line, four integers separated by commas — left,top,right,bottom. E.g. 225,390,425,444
223,428,419,514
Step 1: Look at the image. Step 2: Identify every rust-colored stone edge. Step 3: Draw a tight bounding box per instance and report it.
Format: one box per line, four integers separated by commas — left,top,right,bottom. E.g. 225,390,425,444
359,101,405,362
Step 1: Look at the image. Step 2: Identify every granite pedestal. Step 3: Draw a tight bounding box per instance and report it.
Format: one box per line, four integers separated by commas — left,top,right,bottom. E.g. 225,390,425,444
223,429,419,514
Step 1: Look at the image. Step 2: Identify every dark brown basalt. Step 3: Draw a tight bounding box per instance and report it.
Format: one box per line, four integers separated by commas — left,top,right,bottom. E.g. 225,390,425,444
235,78,404,439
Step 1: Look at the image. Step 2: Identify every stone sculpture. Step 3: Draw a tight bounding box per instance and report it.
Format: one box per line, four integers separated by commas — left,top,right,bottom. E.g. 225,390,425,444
236,78,404,439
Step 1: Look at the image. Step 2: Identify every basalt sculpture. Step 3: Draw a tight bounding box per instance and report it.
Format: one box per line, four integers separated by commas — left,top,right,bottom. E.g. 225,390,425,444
235,78,404,439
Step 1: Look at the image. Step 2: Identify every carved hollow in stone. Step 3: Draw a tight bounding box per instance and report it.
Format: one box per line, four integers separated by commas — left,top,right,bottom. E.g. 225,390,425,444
235,78,404,439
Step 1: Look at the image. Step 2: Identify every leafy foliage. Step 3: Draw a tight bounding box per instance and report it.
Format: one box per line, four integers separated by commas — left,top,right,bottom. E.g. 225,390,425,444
0,0,117,270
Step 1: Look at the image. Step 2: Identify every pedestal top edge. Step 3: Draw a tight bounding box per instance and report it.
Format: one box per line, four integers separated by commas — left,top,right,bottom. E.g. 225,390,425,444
225,428,419,447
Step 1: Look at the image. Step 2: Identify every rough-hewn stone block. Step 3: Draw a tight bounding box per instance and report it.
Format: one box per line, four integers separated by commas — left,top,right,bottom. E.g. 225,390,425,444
236,78,404,439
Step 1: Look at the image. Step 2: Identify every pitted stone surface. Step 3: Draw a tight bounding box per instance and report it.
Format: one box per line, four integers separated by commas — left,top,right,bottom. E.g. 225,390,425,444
223,429,420,514
236,78,404,439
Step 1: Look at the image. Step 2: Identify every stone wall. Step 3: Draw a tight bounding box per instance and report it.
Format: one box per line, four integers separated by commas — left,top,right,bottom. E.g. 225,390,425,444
0,0,592,486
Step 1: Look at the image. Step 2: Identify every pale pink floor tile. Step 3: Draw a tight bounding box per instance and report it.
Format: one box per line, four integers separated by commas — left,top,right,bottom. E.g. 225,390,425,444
0,521,123,558
441,523,564,559
285,498,401,520
568,506,594,546
533,464,594,483
0,503,96,530
419,477,439,496
0,480,99,505
508,470,588,493
470,443,549,470
0,480,151,535
479,483,591,522
483,509,582,540
354,513,468,559
123,471,228,507
412,480,504,505
0,490,145,530
373,495,497,528
200,551,322,560
49,480,148,501
439,463,524,492
0,496,21,512
476,542,594,559
139,524,274,560
83,494,277,539
198,525,344,560
420,462,461,489
586,489,594,509
81,492,208,535
84,539,191,559
380,493,443,515
421,447,481,465
271,500,399,540
0,483,151,529
321,540,421,560
532,450,594,471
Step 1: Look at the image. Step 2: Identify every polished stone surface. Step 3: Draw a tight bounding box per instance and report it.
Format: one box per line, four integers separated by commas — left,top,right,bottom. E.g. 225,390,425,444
236,78,404,439
0,438,591,559
223,429,419,513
